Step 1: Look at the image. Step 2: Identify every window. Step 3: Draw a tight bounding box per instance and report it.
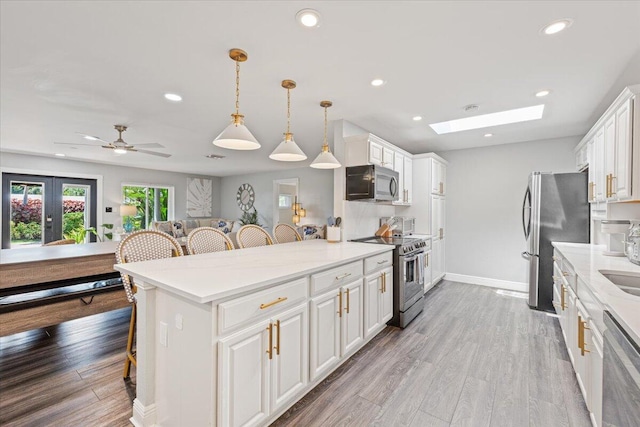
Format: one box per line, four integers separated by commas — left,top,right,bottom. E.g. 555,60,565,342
122,184,174,231
278,194,293,209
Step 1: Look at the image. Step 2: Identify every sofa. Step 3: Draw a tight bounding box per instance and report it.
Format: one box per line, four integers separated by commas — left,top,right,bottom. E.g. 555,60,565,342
151,218,235,239
150,219,326,248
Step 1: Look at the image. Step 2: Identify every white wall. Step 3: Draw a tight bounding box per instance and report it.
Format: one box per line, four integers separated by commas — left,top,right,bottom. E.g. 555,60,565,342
219,167,333,230
440,136,579,286
1,152,221,230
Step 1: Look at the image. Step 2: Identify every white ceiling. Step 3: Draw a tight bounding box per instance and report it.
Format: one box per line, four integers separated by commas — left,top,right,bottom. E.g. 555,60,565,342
1,1,639,176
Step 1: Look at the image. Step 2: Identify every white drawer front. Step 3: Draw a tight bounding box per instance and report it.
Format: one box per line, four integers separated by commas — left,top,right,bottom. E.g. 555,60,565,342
364,252,393,275
310,261,362,296
218,278,308,334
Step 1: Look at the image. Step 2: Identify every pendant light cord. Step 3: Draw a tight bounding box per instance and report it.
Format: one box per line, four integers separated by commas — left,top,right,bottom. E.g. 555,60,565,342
322,105,329,151
286,88,291,134
235,59,241,115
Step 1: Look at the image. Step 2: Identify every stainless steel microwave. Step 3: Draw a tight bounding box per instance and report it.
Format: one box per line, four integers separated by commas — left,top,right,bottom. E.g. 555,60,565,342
345,165,399,202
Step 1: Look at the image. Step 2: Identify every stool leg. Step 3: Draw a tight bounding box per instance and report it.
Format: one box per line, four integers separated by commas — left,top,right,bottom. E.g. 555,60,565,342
123,303,136,378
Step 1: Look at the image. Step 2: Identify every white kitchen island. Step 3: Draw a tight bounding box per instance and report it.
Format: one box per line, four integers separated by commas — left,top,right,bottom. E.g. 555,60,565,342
115,240,394,427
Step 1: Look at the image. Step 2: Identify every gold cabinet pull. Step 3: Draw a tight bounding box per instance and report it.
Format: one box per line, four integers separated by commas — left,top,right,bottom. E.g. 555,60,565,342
345,288,350,314
380,272,385,292
260,297,288,310
274,320,281,356
439,228,443,239
562,271,570,277
266,323,273,360
560,284,566,310
335,272,352,281
382,272,387,293
337,291,343,317
610,175,617,196
578,316,591,356
439,182,444,194
588,182,595,201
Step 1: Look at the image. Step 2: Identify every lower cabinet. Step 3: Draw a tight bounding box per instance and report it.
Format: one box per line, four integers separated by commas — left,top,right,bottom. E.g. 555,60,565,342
552,249,604,427
363,266,393,339
219,304,308,427
309,278,364,381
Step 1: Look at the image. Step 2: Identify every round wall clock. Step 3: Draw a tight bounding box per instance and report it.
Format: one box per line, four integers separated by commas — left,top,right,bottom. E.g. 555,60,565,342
236,183,255,211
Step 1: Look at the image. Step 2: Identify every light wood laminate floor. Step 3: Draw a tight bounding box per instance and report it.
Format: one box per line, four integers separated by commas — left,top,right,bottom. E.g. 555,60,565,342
0,281,590,426
272,281,591,427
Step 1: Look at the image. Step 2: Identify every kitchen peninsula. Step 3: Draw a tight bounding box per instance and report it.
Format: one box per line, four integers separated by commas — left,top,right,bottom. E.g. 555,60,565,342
115,240,394,427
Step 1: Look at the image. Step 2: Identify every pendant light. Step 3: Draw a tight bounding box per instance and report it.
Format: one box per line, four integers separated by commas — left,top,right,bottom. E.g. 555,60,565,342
269,80,307,161
213,48,260,150
310,101,341,169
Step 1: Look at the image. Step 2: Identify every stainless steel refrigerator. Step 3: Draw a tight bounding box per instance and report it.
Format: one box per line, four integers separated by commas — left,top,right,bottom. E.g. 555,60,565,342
522,172,590,311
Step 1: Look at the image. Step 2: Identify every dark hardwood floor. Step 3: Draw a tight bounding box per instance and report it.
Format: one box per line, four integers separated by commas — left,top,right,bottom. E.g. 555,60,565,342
0,307,134,427
0,281,590,426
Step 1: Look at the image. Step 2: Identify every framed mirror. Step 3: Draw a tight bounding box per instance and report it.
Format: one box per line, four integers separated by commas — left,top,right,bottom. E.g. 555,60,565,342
273,178,298,226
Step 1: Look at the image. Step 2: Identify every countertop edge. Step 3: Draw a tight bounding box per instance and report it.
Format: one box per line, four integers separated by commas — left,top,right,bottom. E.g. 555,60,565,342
115,242,394,304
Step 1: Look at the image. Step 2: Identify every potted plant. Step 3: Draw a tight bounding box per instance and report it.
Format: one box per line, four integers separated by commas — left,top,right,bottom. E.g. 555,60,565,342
239,208,262,227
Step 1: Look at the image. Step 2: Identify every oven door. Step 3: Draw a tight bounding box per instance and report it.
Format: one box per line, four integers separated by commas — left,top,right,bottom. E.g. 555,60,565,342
400,251,424,311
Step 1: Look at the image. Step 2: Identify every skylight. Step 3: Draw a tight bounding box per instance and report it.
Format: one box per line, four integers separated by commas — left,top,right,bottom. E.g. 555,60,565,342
429,104,545,135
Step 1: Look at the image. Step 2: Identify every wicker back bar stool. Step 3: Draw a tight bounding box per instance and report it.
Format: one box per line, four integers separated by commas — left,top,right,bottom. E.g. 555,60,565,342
273,223,302,244
236,225,274,248
186,227,234,254
116,230,184,378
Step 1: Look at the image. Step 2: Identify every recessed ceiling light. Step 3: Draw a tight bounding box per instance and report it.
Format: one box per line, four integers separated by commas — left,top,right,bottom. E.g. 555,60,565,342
296,9,321,28
429,105,545,135
205,154,226,159
54,153,66,157
84,135,99,141
371,79,386,87
413,116,423,121
164,93,182,102
484,133,493,137
536,90,550,97
541,19,573,35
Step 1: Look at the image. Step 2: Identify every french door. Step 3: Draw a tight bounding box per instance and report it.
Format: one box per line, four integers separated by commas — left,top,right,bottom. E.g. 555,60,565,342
2,173,97,248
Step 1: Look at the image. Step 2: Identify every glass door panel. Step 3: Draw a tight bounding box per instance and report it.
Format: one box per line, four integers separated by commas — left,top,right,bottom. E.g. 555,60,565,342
2,173,97,248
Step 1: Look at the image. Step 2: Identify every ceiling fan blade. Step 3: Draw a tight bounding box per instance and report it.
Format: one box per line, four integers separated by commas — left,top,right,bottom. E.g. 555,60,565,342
75,132,109,143
135,149,172,158
54,142,97,146
133,143,164,148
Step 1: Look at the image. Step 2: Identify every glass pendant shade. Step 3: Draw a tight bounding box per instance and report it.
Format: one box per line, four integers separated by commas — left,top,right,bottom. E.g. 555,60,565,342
310,147,341,169
213,114,260,150
269,133,307,161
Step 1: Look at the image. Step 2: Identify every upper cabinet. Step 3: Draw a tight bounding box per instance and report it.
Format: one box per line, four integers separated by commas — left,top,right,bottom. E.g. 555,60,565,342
575,85,639,203
345,133,413,205
430,158,447,195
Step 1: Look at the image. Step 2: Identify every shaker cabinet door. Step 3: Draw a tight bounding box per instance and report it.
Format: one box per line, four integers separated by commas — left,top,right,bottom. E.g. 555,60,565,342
219,320,270,427
341,279,364,356
309,290,341,381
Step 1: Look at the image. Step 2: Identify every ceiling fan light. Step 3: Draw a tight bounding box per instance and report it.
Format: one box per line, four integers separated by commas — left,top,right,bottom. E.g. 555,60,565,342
213,117,261,150
310,150,341,169
113,148,127,154
269,134,307,161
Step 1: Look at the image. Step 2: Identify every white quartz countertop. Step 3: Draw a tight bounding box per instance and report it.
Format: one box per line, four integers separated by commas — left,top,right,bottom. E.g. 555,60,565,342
115,240,393,304
552,242,640,345
0,241,119,265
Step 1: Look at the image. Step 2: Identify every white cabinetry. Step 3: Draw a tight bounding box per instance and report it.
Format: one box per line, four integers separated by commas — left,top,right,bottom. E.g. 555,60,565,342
309,278,364,381
364,266,393,339
409,154,448,286
552,249,604,427
344,133,413,205
219,303,308,427
576,85,639,202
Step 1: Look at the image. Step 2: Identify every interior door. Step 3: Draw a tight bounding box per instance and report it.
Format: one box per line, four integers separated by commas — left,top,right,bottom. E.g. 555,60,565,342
2,173,97,248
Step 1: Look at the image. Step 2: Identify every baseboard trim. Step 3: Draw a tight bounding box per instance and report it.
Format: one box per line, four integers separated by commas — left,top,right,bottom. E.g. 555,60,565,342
443,273,527,293
131,399,156,427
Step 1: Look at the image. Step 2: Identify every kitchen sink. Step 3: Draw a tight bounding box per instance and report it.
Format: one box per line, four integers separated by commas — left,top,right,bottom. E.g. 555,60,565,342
599,270,640,297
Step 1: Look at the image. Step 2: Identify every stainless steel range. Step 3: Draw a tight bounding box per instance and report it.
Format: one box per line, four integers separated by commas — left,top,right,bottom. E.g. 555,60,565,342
351,235,427,328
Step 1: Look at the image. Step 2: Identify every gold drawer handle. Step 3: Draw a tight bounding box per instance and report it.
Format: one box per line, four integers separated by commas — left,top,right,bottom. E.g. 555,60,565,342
335,272,352,280
266,323,273,360
260,297,288,310
337,290,343,317
345,288,350,314
274,320,281,356
562,271,571,277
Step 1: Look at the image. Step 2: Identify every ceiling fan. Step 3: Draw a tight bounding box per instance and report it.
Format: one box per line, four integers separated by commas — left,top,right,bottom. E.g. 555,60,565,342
55,125,171,158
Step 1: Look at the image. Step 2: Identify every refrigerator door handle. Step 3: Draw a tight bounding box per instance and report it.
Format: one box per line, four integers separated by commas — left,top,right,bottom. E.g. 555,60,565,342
522,188,531,239
521,251,538,259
